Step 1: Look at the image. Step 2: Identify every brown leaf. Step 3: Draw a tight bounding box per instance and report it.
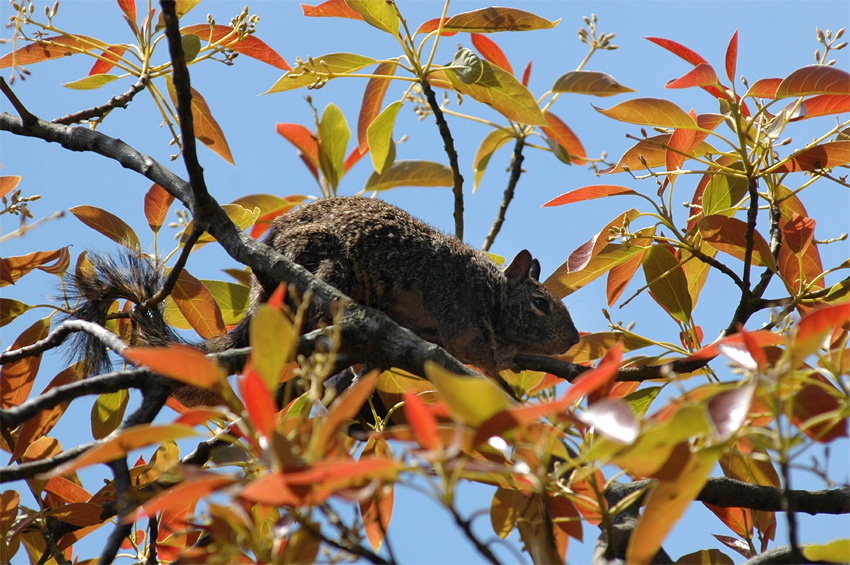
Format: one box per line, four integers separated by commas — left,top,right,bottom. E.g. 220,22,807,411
164,76,234,164
70,205,141,252
171,268,227,339
143,183,174,233
698,215,777,271
0,317,50,409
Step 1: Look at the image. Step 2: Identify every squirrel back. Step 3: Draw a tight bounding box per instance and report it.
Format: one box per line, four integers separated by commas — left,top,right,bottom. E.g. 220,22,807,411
69,196,579,398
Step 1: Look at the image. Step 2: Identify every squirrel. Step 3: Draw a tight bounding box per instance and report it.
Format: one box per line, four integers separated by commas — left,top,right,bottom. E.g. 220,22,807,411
70,196,580,403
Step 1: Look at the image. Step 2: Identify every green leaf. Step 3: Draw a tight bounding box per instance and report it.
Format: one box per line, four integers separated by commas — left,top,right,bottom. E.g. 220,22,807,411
343,0,399,35
443,7,560,33
701,163,748,217
443,59,546,125
551,70,635,97
181,33,201,63
472,129,513,191
451,48,483,84
62,74,120,90
364,160,453,192
265,53,376,93
642,245,692,324
318,103,350,191
249,305,297,391
91,389,129,440
425,362,512,425
181,204,260,248
595,98,699,129
367,100,402,174
0,298,32,327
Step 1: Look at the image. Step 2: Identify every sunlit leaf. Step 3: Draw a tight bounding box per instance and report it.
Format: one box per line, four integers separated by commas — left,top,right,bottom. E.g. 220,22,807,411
70,205,141,253
725,30,739,83
91,388,129,440
540,111,587,165
0,175,21,198
343,0,399,35
170,268,227,339
317,103,350,190
792,303,850,367
0,35,107,68
364,160,453,192
544,185,637,207
316,372,379,455
472,128,513,191
596,98,698,129
698,215,777,271
124,344,224,389
443,7,560,32
0,298,32,327
180,24,290,70
265,52,376,93
627,447,720,564
790,373,848,442
666,63,719,89
302,0,364,20
164,76,234,164
49,424,197,477
239,368,277,439
802,539,850,563
602,134,716,174
247,305,296,391
643,245,692,323
491,487,518,538
425,362,512,426
181,203,259,248
414,17,457,37
62,73,120,90
774,140,850,172
276,123,320,170
745,77,782,99
0,247,71,286
551,70,635,96
360,439,394,552
645,36,709,66
143,183,174,233
579,399,638,444
563,342,623,404
443,59,546,125
606,245,648,306
367,101,402,173
701,164,748,217
135,473,235,520
797,94,850,119
403,391,440,451
775,64,850,98
357,61,398,152
471,33,513,74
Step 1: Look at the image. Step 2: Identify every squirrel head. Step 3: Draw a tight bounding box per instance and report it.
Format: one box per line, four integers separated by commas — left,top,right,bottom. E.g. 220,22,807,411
499,250,580,357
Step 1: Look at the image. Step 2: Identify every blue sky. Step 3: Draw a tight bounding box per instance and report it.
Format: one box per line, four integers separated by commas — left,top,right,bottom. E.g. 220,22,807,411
2,1,849,563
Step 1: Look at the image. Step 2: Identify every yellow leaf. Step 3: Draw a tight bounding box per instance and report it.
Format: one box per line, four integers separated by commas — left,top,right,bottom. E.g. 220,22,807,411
803,539,850,563
425,362,512,426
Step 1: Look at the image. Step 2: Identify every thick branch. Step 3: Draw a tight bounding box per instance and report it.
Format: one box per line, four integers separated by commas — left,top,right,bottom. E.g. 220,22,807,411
514,354,711,383
0,319,127,365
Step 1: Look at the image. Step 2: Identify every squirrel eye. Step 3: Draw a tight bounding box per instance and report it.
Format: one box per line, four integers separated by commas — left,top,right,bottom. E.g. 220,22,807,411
532,296,551,315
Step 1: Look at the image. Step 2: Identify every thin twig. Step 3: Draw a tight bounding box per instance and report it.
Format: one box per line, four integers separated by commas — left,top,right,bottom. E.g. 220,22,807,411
142,226,203,309
0,76,35,124
420,78,464,240
0,319,127,365
482,137,525,252
52,74,149,125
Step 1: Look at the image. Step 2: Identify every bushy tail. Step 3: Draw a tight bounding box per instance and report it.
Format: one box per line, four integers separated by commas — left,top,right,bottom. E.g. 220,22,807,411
66,251,181,375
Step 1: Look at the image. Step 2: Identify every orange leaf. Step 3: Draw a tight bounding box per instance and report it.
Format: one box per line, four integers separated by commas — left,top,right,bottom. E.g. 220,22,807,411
540,111,587,165
403,391,440,451
746,78,782,99
135,474,235,522
44,476,91,504
414,17,457,37
171,269,227,339
356,62,398,152
0,175,21,198
360,438,394,552
239,368,278,439
646,36,709,66
698,215,777,271
0,247,70,286
70,205,141,252
117,0,136,23
798,94,850,119
164,76,234,164
0,35,105,68
47,502,105,527
550,495,583,542
791,303,850,367
544,184,636,207
89,45,127,76
0,317,50,408
725,30,739,83
775,64,850,98
562,342,623,405
704,503,753,539
49,424,197,476
123,344,224,389
301,0,365,21
143,183,174,233
774,140,850,172
471,33,513,74
606,247,647,306
315,372,378,455
276,123,319,170
789,373,847,442
666,63,719,89
666,109,697,172
180,24,290,70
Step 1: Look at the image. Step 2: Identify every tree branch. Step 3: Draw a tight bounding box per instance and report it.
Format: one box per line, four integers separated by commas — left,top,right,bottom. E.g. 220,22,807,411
482,136,525,252
514,353,711,383
52,74,148,126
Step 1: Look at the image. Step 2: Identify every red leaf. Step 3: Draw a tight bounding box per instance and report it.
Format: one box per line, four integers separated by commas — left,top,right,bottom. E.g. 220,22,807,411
790,373,848,442
698,215,776,271
795,303,850,352
725,30,739,83
522,60,532,87
544,185,637,207
123,344,224,389
646,36,709,66
798,94,850,119
0,317,50,408
239,368,278,439
88,46,126,76
471,33,513,74
540,111,587,165
143,183,174,233
356,62,398,152
117,0,136,23
685,331,784,362
403,391,440,451
343,144,367,173
666,109,698,172
775,64,850,98
0,35,105,68
180,24,290,70
301,0,364,20
562,342,623,405
666,63,719,89
414,17,458,37
276,123,319,170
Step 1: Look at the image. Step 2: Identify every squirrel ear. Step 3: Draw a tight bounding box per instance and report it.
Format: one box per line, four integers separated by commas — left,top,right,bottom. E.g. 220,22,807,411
505,249,533,280
529,258,541,281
